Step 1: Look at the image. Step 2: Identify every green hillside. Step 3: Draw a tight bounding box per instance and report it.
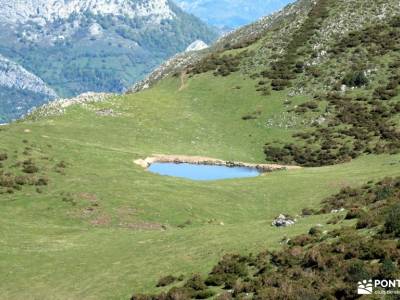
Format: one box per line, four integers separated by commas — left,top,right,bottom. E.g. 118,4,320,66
0,0,399,299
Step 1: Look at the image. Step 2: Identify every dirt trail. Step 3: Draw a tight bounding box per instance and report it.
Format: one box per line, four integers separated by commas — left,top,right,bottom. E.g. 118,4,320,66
178,71,188,91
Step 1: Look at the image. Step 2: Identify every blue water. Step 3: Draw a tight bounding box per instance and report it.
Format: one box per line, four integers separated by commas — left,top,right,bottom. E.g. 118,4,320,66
148,163,261,181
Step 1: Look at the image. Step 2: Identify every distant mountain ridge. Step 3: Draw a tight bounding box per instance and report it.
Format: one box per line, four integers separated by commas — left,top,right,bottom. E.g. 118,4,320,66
0,0,174,24
0,0,217,122
0,54,57,123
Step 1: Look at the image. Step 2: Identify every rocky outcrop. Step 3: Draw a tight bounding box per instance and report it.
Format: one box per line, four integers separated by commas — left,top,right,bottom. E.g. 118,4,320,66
0,54,58,122
27,92,113,119
0,54,57,98
134,154,302,172
186,40,208,52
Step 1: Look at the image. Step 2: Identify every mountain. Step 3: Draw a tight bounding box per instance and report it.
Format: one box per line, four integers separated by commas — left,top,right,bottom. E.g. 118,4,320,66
0,0,217,122
0,54,57,123
175,0,295,30
1,0,400,299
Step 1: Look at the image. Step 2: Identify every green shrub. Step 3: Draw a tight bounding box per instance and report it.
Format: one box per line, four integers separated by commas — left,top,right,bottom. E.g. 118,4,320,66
380,259,397,279
242,114,257,121
288,234,315,247
184,274,207,291
342,71,369,87
302,208,316,216
0,175,14,187
345,261,370,282
130,294,154,300
35,177,49,186
308,227,322,236
194,290,215,299
384,204,400,237
167,287,192,300
345,208,364,220
156,275,177,287
15,176,28,186
23,164,39,174
210,254,248,278
356,215,377,229
56,161,67,168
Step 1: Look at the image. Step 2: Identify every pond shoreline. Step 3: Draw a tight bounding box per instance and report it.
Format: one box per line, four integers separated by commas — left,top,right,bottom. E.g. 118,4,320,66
134,154,302,172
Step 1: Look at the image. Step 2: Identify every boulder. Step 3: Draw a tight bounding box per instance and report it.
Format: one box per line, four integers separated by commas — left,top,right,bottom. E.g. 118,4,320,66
272,214,296,227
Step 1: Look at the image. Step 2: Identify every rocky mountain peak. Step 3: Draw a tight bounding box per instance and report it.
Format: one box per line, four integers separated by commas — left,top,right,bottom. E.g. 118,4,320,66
0,0,174,25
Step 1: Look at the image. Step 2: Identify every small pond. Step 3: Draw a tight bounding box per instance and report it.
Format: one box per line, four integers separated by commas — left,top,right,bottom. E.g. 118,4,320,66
148,162,261,181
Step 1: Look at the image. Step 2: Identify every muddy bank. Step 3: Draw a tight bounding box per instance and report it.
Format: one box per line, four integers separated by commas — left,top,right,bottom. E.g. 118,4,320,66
134,154,301,172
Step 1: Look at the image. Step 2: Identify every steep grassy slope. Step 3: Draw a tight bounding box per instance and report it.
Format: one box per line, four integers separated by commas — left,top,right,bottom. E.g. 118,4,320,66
0,0,399,299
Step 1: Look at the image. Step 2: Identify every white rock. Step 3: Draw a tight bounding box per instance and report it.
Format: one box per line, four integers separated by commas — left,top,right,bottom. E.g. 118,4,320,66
185,40,208,52
331,208,345,214
0,54,57,98
272,214,296,227
89,23,103,37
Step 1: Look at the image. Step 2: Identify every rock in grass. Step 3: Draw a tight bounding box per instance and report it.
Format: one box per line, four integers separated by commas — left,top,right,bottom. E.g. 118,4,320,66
272,214,296,227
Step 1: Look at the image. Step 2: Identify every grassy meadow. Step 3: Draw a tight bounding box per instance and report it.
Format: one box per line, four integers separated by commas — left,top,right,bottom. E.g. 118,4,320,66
1,73,399,299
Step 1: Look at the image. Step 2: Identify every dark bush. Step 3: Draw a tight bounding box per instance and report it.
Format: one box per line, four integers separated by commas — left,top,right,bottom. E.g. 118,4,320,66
356,215,377,229
0,153,7,161
56,161,67,168
384,204,400,237
345,208,363,220
302,208,316,216
308,227,322,236
23,164,39,174
15,176,28,186
167,287,191,300
184,274,207,291
130,295,154,300
194,290,215,299
345,261,370,282
242,115,257,121
0,175,14,187
342,71,369,87
288,234,315,247
156,275,177,287
36,177,49,186
379,259,397,279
